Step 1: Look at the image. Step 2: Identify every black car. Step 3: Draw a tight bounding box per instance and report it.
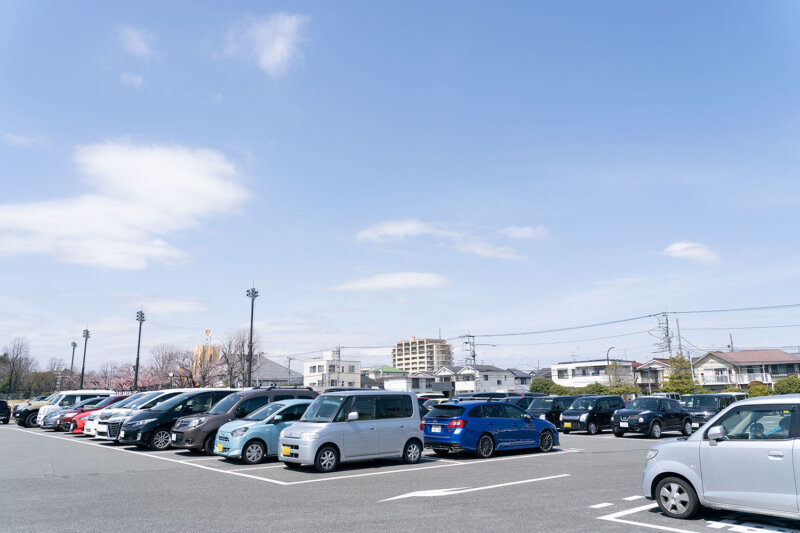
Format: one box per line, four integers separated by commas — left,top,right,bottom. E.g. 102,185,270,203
611,397,692,438
0,400,10,424
119,389,237,450
502,392,547,410
560,395,626,434
680,393,739,429
525,395,577,429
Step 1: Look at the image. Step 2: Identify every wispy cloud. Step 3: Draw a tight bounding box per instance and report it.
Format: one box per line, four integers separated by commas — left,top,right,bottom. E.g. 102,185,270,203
0,141,248,269
499,224,551,240
333,272,448,291
2,132,50,148
118,27,155,59
119,72,143,89
661,242,720,264
453,240,519,259
226,12,310,78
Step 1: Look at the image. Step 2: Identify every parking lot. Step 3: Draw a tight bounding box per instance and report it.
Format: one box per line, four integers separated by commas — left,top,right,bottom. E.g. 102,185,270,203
3,424,798,533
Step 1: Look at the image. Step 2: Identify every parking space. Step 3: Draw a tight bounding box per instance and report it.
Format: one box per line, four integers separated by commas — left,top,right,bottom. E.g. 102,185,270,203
3,424,800,532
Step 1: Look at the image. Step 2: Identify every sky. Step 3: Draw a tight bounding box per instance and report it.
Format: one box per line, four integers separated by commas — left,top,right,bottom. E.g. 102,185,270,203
2,1,800,373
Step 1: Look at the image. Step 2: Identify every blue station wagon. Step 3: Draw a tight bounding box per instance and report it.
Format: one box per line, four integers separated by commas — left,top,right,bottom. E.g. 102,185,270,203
422,400,560,458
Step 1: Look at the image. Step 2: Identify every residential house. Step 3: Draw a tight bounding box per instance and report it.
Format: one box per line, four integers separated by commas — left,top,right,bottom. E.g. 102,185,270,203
508,368,533,390
454,365,522,394
383,372,438,394
253,357,303,387
551,359,636,388
694,350,800,391
635,358,672,393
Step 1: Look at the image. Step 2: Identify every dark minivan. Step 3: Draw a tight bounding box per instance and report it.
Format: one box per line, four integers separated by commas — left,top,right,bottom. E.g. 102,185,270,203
560,395,625,434
680,393,739,429
171,387,318,454
0,399,10,424
119,389,237,450
611,397,693,438
525,395,577,429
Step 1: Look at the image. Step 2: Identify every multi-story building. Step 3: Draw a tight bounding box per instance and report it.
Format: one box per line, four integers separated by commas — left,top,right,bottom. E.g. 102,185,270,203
303,349,361,391
392,336,453,373
551,359,636,388
694,350,800,391
635,358,672,393
192,330,220,376
383,372,438,394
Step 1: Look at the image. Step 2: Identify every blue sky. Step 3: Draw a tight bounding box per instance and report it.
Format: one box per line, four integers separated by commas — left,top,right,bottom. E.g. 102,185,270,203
2,1,800,372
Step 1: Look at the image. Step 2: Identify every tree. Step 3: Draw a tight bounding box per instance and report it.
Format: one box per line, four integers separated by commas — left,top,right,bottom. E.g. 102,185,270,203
747,383,772,397
773,376,800,395
549,384,574,395
1,337,37,393
580,382,608,395
721,387,744,393
529,377,555,394
607,383,637,397
148,344,185,388
660,354,698,395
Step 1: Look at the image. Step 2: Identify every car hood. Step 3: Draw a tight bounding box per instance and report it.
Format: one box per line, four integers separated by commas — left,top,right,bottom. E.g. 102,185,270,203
615,408,652,417
23,400,50,411
686,408,718,415
561,409,590,417
281,421,323,438
219,419,258,434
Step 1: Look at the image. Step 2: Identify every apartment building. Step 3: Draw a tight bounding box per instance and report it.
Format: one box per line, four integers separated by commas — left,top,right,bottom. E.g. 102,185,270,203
551,359,636,388
391,336,453,373
303,349,361,391
694,349,800,391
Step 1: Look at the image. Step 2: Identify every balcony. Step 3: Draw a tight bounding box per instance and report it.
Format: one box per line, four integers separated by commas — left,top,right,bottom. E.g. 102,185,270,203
737,373,773,385
699,374,733,385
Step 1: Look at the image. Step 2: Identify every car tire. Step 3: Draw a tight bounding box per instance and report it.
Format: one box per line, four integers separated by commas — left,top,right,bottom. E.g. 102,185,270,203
682,420,693,436
242,440,266,465
650,421,662,439
655,476,700,519
587,422,598,435
475,434,495,458
24,413,38,428
613,428,625,437
562,429,570,434
432,449,450,457
2,418,8,424
203,433,217,455
148,429,172,450
538,430,554,452
315,445,339,473
402,439,422,464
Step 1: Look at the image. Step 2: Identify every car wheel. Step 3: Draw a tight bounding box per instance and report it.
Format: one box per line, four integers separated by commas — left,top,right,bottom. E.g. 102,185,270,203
149,429,171,450
402,439,422,464
650,421,662,439
475,434,495,458
655,477,700,519
2,418,8,424
682,420,693,436
432,449,450,457
538,430,554,452
613,428,625,437
24,413,38,428
242,440,266,465
203,433,217,455
315,445,339,473
587,422,598,435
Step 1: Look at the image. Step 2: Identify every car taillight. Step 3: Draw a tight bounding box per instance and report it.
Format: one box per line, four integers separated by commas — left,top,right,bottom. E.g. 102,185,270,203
448,419,466,428
420,421,425,430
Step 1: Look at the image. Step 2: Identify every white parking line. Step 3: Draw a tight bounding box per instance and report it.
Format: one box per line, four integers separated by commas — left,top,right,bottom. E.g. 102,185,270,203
230,465,286,472
179,456,228,462
623,495,644,501
379,474,571,502
589,503,614,509
597,502,696,533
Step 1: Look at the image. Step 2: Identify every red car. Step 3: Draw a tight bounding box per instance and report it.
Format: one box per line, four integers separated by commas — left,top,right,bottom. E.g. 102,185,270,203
58,395,127,432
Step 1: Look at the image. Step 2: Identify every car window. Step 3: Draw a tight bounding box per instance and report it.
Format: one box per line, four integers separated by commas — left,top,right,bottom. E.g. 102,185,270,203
350,396,376,420
377,396,407,419
669,400,681,411
239,396,270,415
59,395,79,407
279,404,307,422
482,404,506,418
598,399,610,410
404,396,414,417
180,393,214,414
502,404,528,419
273,394,294,402
709,406,794,440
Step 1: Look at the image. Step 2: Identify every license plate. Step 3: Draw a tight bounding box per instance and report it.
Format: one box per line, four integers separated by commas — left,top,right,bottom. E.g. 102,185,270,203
119,431,125,438
692,422,700,428
281,445,291,456
217,443,223,452
171,434,177,441
620,422,628,428
431,425,442,433
563,422,572,428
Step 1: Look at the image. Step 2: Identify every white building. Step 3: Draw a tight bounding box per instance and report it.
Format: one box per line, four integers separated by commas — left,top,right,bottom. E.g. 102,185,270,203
693,350,800,391
304,349,361,391
383,372,437,394
453,365,521,394
551,359,636,388
392,336,453,373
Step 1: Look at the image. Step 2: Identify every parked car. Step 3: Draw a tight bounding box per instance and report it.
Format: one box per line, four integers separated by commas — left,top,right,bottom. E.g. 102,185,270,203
612,397,693,438
171,387,317,454
119,389,237,450
84,391,149,437
502,392,547,410
278,390,423,472
680,393,739,429
650,392,681,401
422,400,559,458
0,400,10,424
215,399,313,464
59,395,127,432
96,390,189,441
40,397,103,430
35,389,115,426
12,392,60,427
560,395,626,434
526,395,577,428
643,395,798,520
422,398,449,409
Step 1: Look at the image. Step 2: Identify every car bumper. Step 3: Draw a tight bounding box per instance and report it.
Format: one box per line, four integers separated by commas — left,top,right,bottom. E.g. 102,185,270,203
118,427,151,445
560,420,586,431
690,416,709,428
613,421,649,433
170,429,205,450
278,438,317,464
213,434,244,459
83,420,98,436
424,439,466,452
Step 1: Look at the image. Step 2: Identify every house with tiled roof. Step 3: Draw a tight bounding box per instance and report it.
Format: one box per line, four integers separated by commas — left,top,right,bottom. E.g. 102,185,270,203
635,358,673,393
694,349,800,391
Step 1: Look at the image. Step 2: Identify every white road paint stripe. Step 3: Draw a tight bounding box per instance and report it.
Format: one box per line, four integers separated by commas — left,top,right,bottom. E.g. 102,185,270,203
597,502,697,533
379,474,571,502
589,503,613,509
230,465,286,472
623,495,644,501
288,462,463,485
179,456,228,462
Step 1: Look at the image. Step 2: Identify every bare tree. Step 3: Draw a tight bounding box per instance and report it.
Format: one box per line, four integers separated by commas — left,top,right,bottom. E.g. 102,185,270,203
97,361,118,390
46,358,66,372
148,344,184,388
2,337,37,393
220,329,260,387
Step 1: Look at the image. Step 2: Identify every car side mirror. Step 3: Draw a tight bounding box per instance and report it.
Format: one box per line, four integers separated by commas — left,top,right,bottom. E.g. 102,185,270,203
272,415,283,423
707,425,725,444
347,411,359,421
522,414,531,422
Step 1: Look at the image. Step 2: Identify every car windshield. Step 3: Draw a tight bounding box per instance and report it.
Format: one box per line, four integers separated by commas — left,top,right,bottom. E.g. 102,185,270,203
112,393,144,409
68,397,101,410
425,405,466,418
139,392,182,410
94,396,121,408
529,398,555,409
245,403,284,421
627,398,660,410
208,394,243,415
301,395,348,422
569,398,597,410
680,395,719,409
149,393,194,412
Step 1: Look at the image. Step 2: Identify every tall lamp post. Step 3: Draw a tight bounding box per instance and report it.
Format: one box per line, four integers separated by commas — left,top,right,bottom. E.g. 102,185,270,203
134,310,146,391
246,287,259,387
69,341,77,386
606,346,615,385
79,329,90,388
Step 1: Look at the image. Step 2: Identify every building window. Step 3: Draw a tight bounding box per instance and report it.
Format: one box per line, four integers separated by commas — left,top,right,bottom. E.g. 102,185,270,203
348,382,355,387
483,375,488,381
348,365,355,373
330,380,338,386
557,369,568,380
497,380,501,385
412,378,420,388
329,365,336,373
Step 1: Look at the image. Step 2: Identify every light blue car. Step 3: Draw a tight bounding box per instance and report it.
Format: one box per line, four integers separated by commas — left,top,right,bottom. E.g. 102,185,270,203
214,399,312,464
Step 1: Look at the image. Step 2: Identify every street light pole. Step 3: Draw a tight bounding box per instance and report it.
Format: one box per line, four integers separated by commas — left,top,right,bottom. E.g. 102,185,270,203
69,341,77,386
246,287,259,388
134,310,146,391
80,329,90,388
606,346,615,385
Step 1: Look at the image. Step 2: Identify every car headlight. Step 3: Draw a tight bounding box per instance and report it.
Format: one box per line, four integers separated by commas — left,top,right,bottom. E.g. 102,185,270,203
613,410,618,415
559,414,564,421
579,413,588,422
638,417,645,424
300,432,319,440
230,426,249,437
539,414,546,420
187,417,207,428
646,449,658,460
128,418,156,428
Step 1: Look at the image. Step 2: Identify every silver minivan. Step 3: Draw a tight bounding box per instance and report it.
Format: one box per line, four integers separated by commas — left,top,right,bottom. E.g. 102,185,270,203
642,394,799,520
278,390,424,472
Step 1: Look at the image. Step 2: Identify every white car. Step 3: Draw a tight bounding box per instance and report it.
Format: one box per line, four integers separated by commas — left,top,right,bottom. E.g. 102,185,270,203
96,389,191,441
36,390,115,425
83,392,148,436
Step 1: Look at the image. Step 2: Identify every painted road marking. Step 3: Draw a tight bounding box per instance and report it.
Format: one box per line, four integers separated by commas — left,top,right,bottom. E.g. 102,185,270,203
624,495,644,501
597,503,697,533
590,503,614,509
379,474,571,502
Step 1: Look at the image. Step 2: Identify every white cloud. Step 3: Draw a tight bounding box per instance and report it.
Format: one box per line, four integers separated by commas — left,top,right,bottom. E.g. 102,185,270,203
500,224,551,240
661,242,720,265
119,72,143,89
226,12,310,78
0,141,248,269
119,27,154,59
452,240,519,260
333,272,448,291
2,132,50,147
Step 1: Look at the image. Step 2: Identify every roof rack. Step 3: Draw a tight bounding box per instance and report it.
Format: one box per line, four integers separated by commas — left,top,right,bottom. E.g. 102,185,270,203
255,385,314,391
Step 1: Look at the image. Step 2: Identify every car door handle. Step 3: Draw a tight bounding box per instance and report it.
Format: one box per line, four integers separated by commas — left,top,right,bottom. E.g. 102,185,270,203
768,451,784,458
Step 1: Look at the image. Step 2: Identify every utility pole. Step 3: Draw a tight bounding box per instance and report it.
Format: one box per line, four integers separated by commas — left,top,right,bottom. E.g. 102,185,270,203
286,356,295,381
246,286,259,388
606,346,615,385
729,333,735,352
462,335,477,392
134,309,145,391
676,318,693,381
80,329,90,388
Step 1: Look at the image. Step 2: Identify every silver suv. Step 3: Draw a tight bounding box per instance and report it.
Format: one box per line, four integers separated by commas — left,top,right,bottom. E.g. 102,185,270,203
642,394,799,520
278,390,423,472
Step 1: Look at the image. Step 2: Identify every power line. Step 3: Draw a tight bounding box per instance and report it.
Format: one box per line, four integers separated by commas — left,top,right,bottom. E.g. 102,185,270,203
682,324,800,331
470,330,652,347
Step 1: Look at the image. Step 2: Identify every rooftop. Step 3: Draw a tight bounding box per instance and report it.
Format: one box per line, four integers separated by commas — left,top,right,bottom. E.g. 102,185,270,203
705,349,800,365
